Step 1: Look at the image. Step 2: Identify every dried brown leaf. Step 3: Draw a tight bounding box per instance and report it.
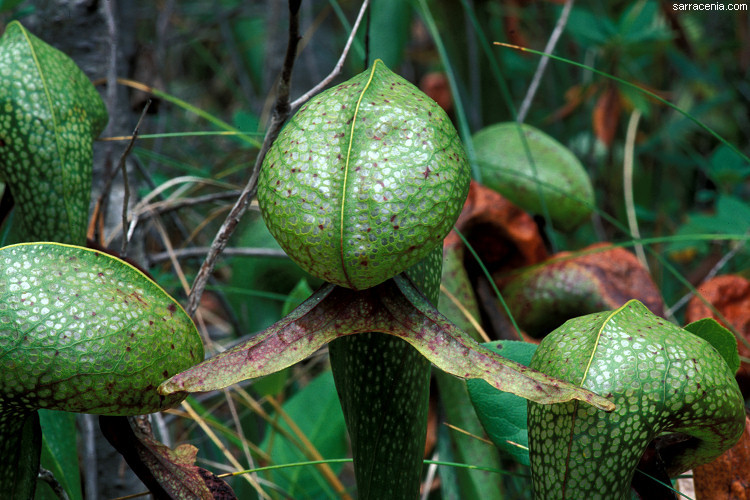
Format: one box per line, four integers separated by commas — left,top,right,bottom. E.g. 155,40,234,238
445,180,547,274
593,84,622,147
499,243,665,337
693,415,750,500
686,274,750,396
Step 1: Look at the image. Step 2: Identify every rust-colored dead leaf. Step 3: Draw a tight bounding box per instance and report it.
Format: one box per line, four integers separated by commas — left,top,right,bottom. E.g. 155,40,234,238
419,72,452,114
593,84,622,147
445,180,547,274
443,181,546,340
544,84,597,124
498,243,665,337
100,415,236,499
686,274,750,397
693,415,750,500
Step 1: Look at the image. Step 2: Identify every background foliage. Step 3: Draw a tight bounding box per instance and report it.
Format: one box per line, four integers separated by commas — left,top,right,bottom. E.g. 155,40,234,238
2,0,749,498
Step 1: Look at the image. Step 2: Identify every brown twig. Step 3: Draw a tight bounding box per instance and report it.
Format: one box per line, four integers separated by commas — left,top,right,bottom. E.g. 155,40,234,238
120,100,151,256
149,246,287,265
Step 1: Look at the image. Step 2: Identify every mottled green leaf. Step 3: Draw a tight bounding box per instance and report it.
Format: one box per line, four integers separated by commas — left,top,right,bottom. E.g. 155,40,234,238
0,242,203,415
0,410,40,499
472,123,594,230
684,317,740,374
528,300,745,499
0,21,108,243
327,249,441,500
258,59,470,290
467,341,536,466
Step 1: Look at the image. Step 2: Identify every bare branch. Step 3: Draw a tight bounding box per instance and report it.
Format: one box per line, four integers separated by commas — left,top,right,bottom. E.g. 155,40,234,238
149,247,288,265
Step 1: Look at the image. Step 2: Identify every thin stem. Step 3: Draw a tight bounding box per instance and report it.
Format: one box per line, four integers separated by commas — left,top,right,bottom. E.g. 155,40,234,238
623,109,647,272
119,100,151,256
185,0,302,317
516,0,575,123
149,247,287,265
37,467,70,500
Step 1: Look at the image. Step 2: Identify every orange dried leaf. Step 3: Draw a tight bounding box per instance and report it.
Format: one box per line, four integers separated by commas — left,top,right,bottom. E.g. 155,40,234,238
686,274,750,396
593,85,622,147
693,416,750,500
445,180,547,274
500,243,665,337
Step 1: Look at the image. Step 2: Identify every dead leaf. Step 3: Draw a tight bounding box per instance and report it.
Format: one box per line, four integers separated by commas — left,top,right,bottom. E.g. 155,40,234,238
445,180,547,275
686,274,750,397
593,84,622,147
693,415,750,500
100,415,236,499
419,72,452,113
499,243,665,337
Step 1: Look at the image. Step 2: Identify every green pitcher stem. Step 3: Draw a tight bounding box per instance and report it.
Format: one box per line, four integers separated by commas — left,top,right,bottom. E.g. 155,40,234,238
329,335,430,499
329,249,442,498
0,409,41,499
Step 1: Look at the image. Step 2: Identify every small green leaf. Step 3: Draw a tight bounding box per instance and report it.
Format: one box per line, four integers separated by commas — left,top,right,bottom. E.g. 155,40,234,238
684,317,740,374
0,21,108,243
467,341,536,466
472,123,594,230
281,278,313,317
0,242,203,415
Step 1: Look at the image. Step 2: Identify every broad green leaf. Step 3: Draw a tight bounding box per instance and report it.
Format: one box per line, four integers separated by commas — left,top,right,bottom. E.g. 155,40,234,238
37,410,82,500
708,143,750,186
669,194,750,257
257,59,470,290
0,21,108,243
684,317,740,374
260,371,346,499
360,0,411,68
472,123,594,230
528,300,745,499
467,341,536,466
161,274,613,412
0,242,203,415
